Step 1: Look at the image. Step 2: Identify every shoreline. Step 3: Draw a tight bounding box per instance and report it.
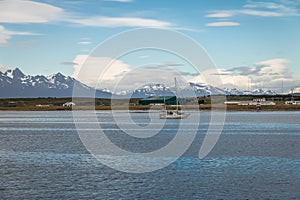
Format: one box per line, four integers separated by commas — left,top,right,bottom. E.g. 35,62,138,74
1,105,300,111
1,97,300,111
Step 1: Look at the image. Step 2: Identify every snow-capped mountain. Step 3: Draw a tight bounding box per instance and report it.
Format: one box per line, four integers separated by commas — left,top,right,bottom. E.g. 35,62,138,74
0,68,111,98
132,84,175,98
251,88,278,96
117,83,278,98
0,68,279,98
188,82,225,96
116,83,227,98
112,84,175,98
223,88,278,96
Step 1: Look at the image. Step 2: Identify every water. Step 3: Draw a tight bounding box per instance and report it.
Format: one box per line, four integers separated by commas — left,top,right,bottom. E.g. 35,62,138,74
0,111,299,199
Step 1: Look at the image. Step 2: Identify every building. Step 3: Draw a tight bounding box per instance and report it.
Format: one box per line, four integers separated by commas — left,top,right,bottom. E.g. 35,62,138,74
285,101,300,105
253,98,266,102
36,104,52,107
139,96,177,105
224,101,241,105
63,102,76,107
225,99,275,106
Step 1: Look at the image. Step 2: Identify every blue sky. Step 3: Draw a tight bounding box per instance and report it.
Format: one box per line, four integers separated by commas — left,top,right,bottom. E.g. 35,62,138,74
0,0,300,91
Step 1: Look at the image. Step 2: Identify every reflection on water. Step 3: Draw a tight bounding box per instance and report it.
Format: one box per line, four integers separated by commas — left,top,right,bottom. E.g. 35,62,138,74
0,111,299,199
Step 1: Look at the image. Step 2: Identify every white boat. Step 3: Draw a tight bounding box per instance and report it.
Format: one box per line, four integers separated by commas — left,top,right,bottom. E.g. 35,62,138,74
159,110,188,119
160,78,189,119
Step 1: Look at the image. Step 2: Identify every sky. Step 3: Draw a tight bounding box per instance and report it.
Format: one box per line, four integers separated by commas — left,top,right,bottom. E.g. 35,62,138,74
0,0,300,92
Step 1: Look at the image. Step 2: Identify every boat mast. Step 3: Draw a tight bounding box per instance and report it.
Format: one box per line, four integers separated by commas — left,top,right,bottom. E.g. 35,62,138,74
175,77,178,111
163,85,166,111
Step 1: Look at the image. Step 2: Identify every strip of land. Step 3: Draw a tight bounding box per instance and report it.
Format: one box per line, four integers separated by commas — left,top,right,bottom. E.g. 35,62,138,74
1,97,300,111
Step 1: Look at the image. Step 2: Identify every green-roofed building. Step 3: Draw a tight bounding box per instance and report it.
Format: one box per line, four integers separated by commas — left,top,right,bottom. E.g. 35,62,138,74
139,96,177,105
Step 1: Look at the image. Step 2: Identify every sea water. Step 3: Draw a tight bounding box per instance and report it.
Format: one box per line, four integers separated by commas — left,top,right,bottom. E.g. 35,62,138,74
0,111,299,199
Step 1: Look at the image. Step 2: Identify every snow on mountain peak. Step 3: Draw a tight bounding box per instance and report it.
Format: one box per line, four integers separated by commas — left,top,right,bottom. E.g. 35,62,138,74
4,70,13,79
4,68,25,79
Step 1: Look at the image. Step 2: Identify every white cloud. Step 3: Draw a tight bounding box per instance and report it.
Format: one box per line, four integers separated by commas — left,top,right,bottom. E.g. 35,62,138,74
244,2,284,9
111,69,185,92
71,55,131,89
78,41,92,45
0,0,176,45
189,58,300,92
189,68,238,87
71,56,300,93
0,0,65,23
69,16,173,28
0,0,201,41
0,0,63,44
172,27,204,33
244,1,300,15
255,58,292,79
239,9,283,17
206,12,233,18
0,25,38,46
0,0,174,29
71,55,194,91
206,22,240,27
0,31,11,46
78,38,93,45
206,9,285,18
206,1,300,19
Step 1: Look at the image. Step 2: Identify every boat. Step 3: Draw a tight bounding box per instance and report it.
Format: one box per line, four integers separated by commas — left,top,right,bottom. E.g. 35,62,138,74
159,110,188,119
159,78,189,119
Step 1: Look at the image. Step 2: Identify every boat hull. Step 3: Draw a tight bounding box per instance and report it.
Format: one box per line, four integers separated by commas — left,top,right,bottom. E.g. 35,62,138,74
159,112,189,119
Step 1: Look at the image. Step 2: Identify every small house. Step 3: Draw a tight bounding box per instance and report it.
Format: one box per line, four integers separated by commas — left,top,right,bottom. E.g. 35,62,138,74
63,102,75,107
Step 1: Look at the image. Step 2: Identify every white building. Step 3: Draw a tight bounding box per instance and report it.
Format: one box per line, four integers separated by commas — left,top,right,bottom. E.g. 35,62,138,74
224,101,241,105
63,102,75,107
285,101,300,105
253,98,266,102
225,99,275,106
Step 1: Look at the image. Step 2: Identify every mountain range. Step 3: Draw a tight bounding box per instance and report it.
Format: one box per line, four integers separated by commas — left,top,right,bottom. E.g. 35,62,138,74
0,68,111,98
0,68,278,98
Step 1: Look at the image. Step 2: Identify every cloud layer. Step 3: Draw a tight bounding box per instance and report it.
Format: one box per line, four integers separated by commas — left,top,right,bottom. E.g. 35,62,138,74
0,0,65,23
206,22,240,27
0,0,176,44
0,0,172,28
190,58,300,92
207,1,300,18
206,1,300,27
71,55,131,89
69,16,173,28
71,54,300,93
71,55,194,91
